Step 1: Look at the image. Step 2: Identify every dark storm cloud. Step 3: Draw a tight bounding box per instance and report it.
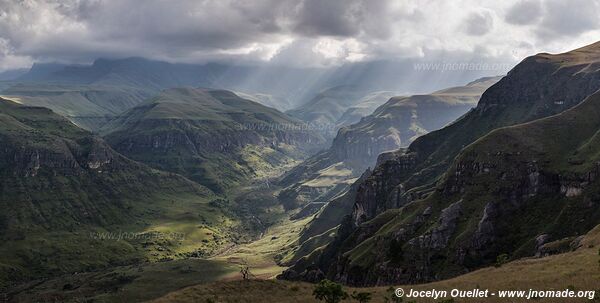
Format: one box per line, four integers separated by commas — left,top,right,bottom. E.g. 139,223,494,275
504,0,600,40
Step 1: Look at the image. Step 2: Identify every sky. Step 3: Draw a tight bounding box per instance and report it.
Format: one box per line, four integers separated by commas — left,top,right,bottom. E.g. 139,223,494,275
1,0,600,71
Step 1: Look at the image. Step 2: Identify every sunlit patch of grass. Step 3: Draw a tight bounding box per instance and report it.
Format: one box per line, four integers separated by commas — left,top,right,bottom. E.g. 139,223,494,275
302,162,357,188
0,95,23,104
211,216,313,278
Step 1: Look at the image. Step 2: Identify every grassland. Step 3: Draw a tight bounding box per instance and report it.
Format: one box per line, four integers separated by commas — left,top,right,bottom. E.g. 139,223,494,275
7,259,240,303
210,216,314,279
4,205,317,302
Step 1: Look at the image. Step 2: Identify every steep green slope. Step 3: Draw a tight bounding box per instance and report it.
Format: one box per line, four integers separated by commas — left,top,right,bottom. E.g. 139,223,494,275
1,83,153,130
0,98,227,288
277,77,498,210
282,41,600,286
101,88,326,194
326,89,600,286
347,41,600,227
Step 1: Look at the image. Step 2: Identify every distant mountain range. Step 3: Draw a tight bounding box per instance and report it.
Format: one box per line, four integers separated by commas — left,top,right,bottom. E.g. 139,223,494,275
0,69,28,81
2,56,508,112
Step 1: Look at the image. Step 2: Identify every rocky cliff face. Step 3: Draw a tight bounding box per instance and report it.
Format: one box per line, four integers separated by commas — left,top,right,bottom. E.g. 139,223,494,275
110,118,319,156
283,41,600,286
0,104,118,177
6,136,116,177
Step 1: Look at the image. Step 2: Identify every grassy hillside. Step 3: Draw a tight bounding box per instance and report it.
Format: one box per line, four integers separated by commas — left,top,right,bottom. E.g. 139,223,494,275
322,88,600,286
347,41,600,233
391,42,600,196
5,209,315,302
331,76,501,167
334,91,400,128
102,87,325,193
8,220,599,302
0,98,255,289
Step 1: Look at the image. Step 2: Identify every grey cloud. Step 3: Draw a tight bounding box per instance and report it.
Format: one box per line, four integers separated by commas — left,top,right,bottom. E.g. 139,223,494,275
0,0,599,72
292,0,362,37
0,0,293,63
463,10,494,36
505,0,542,25
292,0,395,39
0,0,399,65
535,0,600,40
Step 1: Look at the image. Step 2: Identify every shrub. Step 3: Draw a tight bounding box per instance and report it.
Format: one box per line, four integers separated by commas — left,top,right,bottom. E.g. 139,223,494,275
495,253,509,267
313,279,348,303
